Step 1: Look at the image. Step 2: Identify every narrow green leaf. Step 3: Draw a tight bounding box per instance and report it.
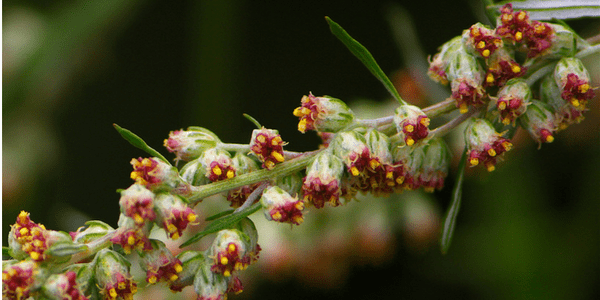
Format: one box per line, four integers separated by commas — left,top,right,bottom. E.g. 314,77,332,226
490,1,600,20
205,209,235,221
180,202,262,248
326,17,405,104
440,147,468,254
113,123,171,164
243,113,262,129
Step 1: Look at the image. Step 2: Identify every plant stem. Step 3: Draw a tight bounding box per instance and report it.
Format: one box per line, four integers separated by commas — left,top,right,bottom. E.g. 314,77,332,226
57,231,115,269
422,98,456,118
430,108,479,137
234,181,269,213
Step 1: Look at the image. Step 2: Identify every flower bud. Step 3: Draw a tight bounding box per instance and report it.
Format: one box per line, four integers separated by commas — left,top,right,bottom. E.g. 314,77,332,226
391,141,423,190
540,75,585,131
234,218,261,264
554,57,595,109
249,127,287,170
361,129,396,195
301,151,345,208
496,4,530,43
462,23,502,59
2,260,44,300
495,78,532,125
526,22,576,58
94,249,137,300
227,152,261,208
209,229,251,278
154,193,197,240
130,157,184,193
200,148,236,182
330,130,370,176
446,49,487,113
394,105,430,145
464,118,513,172
42,271,88,300
180,158,209,186
293,92,355,133
418,137,451,192
8,211,49,261
169,251,204,292
275,172,303,196
427,36,462,85
193,259,230,300
110,214,152,254
260,186,304,225
70,220,114,244
140,239,183,285
164,127,221,162
485,47,526,87
519,100,557,145
119,184,156,226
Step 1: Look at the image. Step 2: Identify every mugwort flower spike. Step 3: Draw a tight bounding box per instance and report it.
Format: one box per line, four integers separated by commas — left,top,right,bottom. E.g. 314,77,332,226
301,150,345,208
119,184,156,226
293,92,355,133
249,127,287,170
164,127,221,163
462,23,502,59
394,105,430,146
519,100,558,146
494,78,532,126
153,193,197,240
2,260,43,300
140,239,183,286
554,57,595,109
464,118,513,172
94,249,137,300
260,186,305,225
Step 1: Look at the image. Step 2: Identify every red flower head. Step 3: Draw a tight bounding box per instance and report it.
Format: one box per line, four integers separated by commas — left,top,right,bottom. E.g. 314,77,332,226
496,4,530,43
260,186,304,225
95,249,137,300
110,217,152,254
42,271,89,300
554,57,595,109
464,119,513,172
209,230,253,278
2,260,39,300
141,240,183,285
119,184,156,226
250,128,287,170
463,23,502,59
301,151,345,208
519,100,558,146
485,48,526,87
154,193,198,240
293,92,354,133
130,157,183,193
495,78,532,125
9,211,49,262
394,105,430,146
200,148,236,182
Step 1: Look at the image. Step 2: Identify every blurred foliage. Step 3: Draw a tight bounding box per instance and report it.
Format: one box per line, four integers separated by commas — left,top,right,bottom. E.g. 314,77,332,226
3,0,599,299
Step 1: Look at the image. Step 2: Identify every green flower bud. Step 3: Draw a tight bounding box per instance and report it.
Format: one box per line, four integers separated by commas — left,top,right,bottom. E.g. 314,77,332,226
193,258,230,300
164,127,221,162
540,75,584,131
275,171,303,196
301,150,345,208
69,220,114,244
419,137,452,192
428,36,462,85
495,78,532,125
464,118,513,172
180,158,209,186
42,271,88,300
94,249,137,300
140,239,183,286
519,100,557,146
554,57,595,109
446,47,487,113
227,152,262,208
293,92,355,133
260,186,304,225
169,250,204,292
394,105,430,145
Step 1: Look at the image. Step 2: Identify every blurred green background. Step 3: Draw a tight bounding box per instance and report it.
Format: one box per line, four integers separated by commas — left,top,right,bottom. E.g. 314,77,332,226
3,0,599,299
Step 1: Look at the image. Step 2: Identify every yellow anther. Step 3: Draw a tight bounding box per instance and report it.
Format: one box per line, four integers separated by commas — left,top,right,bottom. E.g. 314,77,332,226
148,276,157,284
498,102,507,110
487,149,497,157
109,288,117,298
571,98,580,107
212,166,222,176
404,124,414,133
420,117,430,126
486,73,495,84
30,251,40,260
386,171,394,180
19,227,29,236
223,270,231,277
511,65,521,73
471,27,480,37
545,135,554,143
23,243,33,252
142,158,153,167
169,274,178,282
226,169,235,179
40,224,46,230
293,107,303,117
293,216,304,225
517,11,526,21
406,137,415,146
220,256,229,265
534,24,545,34
350,166,359,176
503,142,512,151
298,119,307,133
257,135,266,143
459,103,469,114
171,232,180,240
477,41,486,49
272,211,282,220
33,239,44,247
515,31,523,41
187,213,197,222
301,107,311,115
424,187,434,193
175,263,183,273
130,284,137,294
134,214,144,224
482,49,490,58
396,176,405,184
127,235,136,245
486,164,496,172
265,161,275,169
228,243,237,253
502,118,511,125
369,159,380,169
235,262,243,270
272,151,285,162
118,281,126,290
167,223,178,233
18,211,29,223
295,201,304,210
580,84,590,93
470,158,479,166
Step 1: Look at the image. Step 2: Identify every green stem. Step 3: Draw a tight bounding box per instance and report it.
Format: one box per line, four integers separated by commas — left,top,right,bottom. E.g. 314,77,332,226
57,231,114,269
422,98,456,118
576,43,600,58
219,142,307,159
188,150,321,205
430,108,480,138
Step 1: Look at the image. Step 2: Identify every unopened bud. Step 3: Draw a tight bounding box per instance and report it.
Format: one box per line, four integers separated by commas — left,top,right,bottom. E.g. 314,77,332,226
69,220,114,244
293,92,355,133
164,127,221,162
42,271,88,300
418,137,451,192
180,158,209,186
169,251,204,292
427,36,462,85
519,100,557,146
301,151,345,208
227,152,262,208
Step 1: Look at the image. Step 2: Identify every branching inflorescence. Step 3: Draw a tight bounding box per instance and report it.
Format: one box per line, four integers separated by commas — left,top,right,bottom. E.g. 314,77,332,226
3,4,598,300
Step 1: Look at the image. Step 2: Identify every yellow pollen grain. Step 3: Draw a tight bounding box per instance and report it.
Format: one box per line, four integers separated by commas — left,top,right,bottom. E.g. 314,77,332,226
580,84,590,93
295,202,304,210
404,124,414,133
515,32,523,41
272,151,285,162
502,118,511,125
167,224,178,233
272,136,282,145
19,227,29,236
223,270,231,277
212,166,222,176
298,119,307,133
293,107,303,117
134,214,144,224
109,288,117,298
546,135,554,143
226,170,235,179
517,11,526,21
148,276,157,284
488,149,497,157
175,263,183,273
235,262,243,270
294,216,304,225
30,251,40,260
396,176,405,184
482,49,490,57
498,102,506,110
350,166,359,176
272,211,282,220
486,73,495,83
477,41,486,49
369,159,380,169
257,135,266,143
187,213,197,222
503,142,513,151
406,137,415,146
33,239,44,247
421,117,430,126
228,244,236,253
171,232,180,240
571,98,580,107
459,103,469,114
512,65,521,73
265,161,275,169
470,158,479,166
169,274,178,282
221,256,229,265
127,235,136,245
487,164,496,172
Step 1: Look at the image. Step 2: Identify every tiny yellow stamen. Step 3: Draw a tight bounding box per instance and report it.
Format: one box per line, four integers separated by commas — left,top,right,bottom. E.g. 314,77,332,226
127,235,136,245
293,216,304,225
18,211,29,223
223,270,231,277
171,232,180,240
502,118,511,125
212,166,222,176
369,159,380,169
169,274,178,282
571,98,580,107
226,170,235,179
470,158,479,166
235,262,243,270
350,166,359,176
477,41,486,49
295,201,304,210
396,176,405,185
118,281,126,290
420,117,430,126
459,103,469,114
228,244,237,253
482,49,490,58
265,161,275,169
134,214,144,224
301,107,311,115
257,135,266,143
187,213,197,222
33,239,44,247
424,187,434,193
511,65,521,73
298,119,307,133
167,223,178,233
272,211,282,220
486,164,496,172
546,135,554,143
148,276,157,284
386,171,394,180
406,137,415,146
221,256,229,265
272,151,285,162
293,107,303,117
515,31,523,41
404,124,414,133
579,84,590,93
19,227,29,236
109,288,117,298
498,102,507,110
503,142,513,151
30,251,40,260
131,284,138,294
486,73,495,84
488,149,497,157
517,11,526,21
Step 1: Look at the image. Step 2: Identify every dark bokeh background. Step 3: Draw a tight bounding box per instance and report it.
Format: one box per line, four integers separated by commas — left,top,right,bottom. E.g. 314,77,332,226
3,0,600,299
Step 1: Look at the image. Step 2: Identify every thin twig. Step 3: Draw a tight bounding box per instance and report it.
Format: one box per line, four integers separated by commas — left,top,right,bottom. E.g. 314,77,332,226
234,181,269,213
430,108,479,137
